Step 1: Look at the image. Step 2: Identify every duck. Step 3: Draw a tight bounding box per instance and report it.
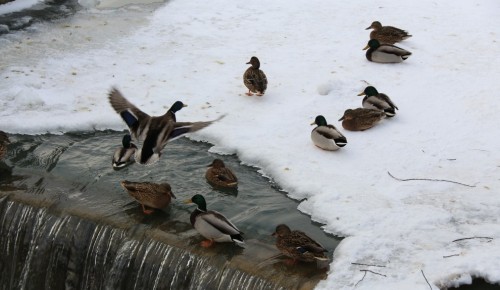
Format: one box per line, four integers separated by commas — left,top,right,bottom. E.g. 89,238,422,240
108,87,224,165
243,56,268,96
205,158,238,189
185,194,244,247
0,131,10,160
363,39,411,63
120,180,176,214
339,108,386,131
272,224,328,264
166,101,187,122
358,86,399,117
310,115,347,151
366,21,412,44
112,134,138,169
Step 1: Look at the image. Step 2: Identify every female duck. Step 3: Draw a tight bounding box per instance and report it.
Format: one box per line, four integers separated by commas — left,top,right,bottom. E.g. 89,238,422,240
358,86,399,117
109,88,222,165
205,159,238,189
366,21,412,44
363,39,411,63
0,131,10,160
120,180,176,214
243,56,268,96
339,108,386,131
112,134,137,169
185,194,244,247
310,115,347,151
272,224,328,264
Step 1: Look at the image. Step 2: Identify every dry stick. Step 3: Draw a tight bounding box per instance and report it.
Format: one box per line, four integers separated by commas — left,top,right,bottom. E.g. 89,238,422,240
387,171,476,188
443,254,460,258
354,271,367,287
421,270,432,290
351,262,386,268
360,269,387,277
452,236,493,243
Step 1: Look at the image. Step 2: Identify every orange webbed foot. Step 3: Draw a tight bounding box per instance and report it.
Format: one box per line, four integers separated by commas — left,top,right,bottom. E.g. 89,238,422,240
141,204,154,215
200,239,214,248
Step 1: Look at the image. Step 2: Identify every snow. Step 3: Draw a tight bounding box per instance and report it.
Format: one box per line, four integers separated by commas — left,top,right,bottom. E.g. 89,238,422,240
1,0,500,289
0,0,44,15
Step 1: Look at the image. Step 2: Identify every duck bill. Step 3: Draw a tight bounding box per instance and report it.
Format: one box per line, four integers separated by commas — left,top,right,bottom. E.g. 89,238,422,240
183,198,193,204
362,44,369,50
357,92,365,96
365,26,372,30
310,121,316,126
183,104,188,107
246,61,251,64
338,116,345,121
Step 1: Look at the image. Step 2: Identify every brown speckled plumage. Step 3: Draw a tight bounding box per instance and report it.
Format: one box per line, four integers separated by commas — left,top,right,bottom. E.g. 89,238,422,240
243,56,268,96
339,108,386,131
272,224,327,263
366,21,412,44
120,180,176,213
0,131,10,160
205,159,238,189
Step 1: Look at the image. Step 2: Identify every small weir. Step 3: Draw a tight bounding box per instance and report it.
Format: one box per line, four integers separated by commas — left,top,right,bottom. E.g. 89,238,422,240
0,132,341,289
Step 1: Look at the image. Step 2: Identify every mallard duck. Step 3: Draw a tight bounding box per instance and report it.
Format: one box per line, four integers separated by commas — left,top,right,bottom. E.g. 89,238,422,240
108,87,223,165
0,131,10,160
363,39,411,63
272,224,328,264
339,108,386,131
366,21,412,44
120,180,176,214
112,134,138,169
310,115,347,151
185,194,244,247
358,86,399,117
166,101,187,122
243,56,268,96
205,159,238,189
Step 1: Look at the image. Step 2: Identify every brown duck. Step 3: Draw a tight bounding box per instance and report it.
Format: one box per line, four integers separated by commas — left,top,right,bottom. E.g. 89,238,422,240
272,224,328,264
0,131,9,160
339,108,386,131
243,56,268,96
205,158,238,189
366,21,412,44
120,180,176,214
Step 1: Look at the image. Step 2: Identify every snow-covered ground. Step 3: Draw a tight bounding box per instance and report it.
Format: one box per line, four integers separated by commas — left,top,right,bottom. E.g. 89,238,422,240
1,0,500,289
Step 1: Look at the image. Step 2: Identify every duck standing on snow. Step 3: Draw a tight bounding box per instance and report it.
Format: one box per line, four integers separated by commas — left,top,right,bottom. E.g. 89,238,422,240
365,21,412,44
363,39,411,63
272,224,328,265
205,159,238,189
310,115,347,151
339,108,386,131
112,134,138,169
108,87,223,165
0,131,10,160
120,180,176,214
358,86,399,117
185,194,244,247
243,56,268,96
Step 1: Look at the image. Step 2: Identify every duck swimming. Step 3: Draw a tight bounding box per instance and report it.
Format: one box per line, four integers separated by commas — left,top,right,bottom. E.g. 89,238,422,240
205,159,238,189
272,224,328,264
120,180,176,214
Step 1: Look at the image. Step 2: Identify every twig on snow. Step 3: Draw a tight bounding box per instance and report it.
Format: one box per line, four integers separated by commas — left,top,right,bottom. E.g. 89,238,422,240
351,262,386,268
354,270,367,287
452,236,493,243
387,171,476,188
421,270,433,290
360,269,386,277
443,254,460,258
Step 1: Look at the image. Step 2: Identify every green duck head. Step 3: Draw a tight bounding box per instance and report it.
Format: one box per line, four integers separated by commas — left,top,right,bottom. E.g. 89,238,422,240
187,194,207,211
170,101,187,113
358,86,379,97
311,115,328,126
363,39,380,50
122,134,132,148
246,56,261,69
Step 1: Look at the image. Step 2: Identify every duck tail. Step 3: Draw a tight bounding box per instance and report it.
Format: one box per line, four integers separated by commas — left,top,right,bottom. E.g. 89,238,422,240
231,234,244,244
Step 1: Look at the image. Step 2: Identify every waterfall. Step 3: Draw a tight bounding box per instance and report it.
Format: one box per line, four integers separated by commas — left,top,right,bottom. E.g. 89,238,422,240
0,195,292,290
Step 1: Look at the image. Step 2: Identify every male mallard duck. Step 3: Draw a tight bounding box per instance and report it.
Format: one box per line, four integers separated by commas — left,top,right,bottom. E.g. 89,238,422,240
0,131,10,160
363,39,411,63
166,101,187,122
185,194,244,247
112,134,138,169
243,56,268,96
108,88,223,165
339,108,386,131
272,224,328,264
120,180,176,214
310,115,347,151
366,21,412,44
358,86,399,117
205,159,238,189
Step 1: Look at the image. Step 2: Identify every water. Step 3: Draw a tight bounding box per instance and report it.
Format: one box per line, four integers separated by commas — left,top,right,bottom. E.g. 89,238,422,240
0,131,341,289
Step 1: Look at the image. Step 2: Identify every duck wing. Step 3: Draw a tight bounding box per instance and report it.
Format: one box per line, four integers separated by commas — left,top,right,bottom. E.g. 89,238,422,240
378,93,398,110
200,210,243,235
108,88,151,141
288,231,327,253
378,44,412,57
217,168,238,183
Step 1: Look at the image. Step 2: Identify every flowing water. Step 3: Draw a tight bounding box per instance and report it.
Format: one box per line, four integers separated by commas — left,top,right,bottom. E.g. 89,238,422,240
0,131,342,289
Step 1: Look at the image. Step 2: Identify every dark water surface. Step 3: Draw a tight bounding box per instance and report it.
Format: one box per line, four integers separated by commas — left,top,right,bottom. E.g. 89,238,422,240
0,131,342,289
